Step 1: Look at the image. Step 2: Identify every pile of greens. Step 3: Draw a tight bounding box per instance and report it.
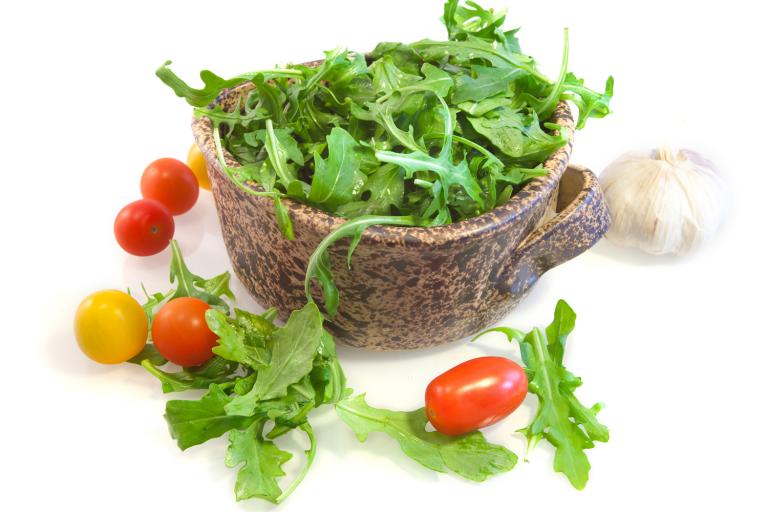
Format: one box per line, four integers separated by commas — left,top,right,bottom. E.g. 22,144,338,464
158,0,612,236
133,242,607,503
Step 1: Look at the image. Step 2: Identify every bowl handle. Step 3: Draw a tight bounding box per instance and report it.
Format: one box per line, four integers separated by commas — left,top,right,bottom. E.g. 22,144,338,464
505,164,611,296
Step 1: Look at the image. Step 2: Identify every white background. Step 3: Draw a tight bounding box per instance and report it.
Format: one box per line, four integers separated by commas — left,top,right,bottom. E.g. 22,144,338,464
2,1,765,510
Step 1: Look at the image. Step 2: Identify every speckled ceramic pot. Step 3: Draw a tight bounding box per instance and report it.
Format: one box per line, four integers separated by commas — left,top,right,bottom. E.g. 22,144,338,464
192,80,610,350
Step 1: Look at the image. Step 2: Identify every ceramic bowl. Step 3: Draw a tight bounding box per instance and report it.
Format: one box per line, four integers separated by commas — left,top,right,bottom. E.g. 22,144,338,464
193,78,610,350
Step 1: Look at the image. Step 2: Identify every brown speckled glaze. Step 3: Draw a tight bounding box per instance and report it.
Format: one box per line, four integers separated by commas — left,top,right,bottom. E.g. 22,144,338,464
192,73,610,350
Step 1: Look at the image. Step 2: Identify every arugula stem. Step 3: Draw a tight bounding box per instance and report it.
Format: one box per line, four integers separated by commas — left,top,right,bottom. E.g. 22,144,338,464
276,422,317,504
536,28,570,119
304,215,423,316
212,124,275,199
423,132,504,169
264,119,295,186
530,327,555,403
242,69,305,79
304,215,422,308
412,40,551,83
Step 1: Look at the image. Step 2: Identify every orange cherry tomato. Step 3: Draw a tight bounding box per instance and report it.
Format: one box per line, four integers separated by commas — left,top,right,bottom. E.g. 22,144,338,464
140,158,199,215
151,297,218,367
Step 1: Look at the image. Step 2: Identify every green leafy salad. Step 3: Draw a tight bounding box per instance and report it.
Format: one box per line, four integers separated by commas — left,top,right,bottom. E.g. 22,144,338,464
157,0,612,315
158,0,612,234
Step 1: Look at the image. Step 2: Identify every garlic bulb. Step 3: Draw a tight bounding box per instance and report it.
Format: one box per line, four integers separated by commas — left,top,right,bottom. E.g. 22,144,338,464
599,147,725,255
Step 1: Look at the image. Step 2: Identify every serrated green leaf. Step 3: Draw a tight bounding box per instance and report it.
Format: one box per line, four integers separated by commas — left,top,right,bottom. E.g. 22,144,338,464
225,421,293,503
164,384,257,450
308,127,365,209
168,240,232,310
336,164,405,218
225,303,324,415
453,65,523,103
473,299,609,489
141,358,237,394
336,394,517,482
206,309,270,369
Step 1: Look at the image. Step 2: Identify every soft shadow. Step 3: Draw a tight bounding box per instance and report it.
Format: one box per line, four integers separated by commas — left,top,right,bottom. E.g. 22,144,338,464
44,324,119,377
172,203,209,253
121,249,171,285
311,408,441,483
335,335,469,364
589,239,681,267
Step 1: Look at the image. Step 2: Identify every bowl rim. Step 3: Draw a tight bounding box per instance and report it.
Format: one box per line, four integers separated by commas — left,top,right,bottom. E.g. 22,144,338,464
193,81,574,248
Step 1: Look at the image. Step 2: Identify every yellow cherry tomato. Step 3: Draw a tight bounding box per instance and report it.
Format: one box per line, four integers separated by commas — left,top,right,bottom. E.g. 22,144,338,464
74,290,148,364
187,143,211,191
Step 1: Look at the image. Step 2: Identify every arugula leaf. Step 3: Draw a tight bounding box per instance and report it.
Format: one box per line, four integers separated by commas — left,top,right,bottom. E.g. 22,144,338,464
156,61,303,107
164,384,257,450
206,309,271,368
376,63,454,103
562,73,615,129
264,119,298,190
370,56,423,95
312,331,348,405
336,164,404,218
521,328,593,489
308,127,365,210
412,38,545,82
226,303,324,415
453,65,524,103
248,127,304,165
140,358,237,393
252,75,286,125
467,111,524,157
252,302,324,400
304,215,422,316
456,95,513,116
155,61,252,108
336,394,517,482
273,196,295,241
195,101,268,132
468,108,567,163
225,421,293,503
474,299,609,489
545,299,576,364
376,97,483,206
168,240,233,310
359,101,425,152
443,0,508,43
370,42,423,74
323,52,375,104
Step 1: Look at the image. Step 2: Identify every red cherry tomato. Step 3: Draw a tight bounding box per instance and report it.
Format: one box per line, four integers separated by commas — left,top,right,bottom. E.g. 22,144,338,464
152,297,218,367
114,199,174,256
140,158,199,215
425,356,528,436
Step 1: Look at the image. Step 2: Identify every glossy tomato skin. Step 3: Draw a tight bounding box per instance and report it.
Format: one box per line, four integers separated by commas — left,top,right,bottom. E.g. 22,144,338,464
114,199,174,256
140,157,199,215
425,356,528,436
152,297,218,367
74,290,148,364
187,144,211,191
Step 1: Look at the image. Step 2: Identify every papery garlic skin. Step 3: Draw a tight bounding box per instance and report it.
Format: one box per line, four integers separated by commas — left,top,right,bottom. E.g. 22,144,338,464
599,147,725,255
